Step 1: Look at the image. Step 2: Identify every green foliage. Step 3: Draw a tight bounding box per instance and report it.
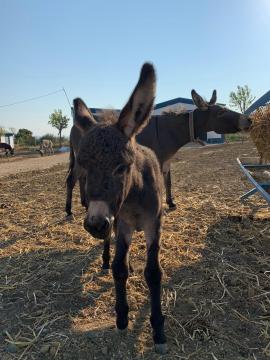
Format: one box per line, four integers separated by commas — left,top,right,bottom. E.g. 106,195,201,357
48,109,70,146
15,128,35,146
225,133,249,143
229,85,255,113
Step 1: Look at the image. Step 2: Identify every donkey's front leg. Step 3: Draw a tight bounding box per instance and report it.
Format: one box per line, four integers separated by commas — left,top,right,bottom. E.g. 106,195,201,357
144,218,167,354
102,232,111,272
65,168,77,217
79,175,88,210
112,228,132,330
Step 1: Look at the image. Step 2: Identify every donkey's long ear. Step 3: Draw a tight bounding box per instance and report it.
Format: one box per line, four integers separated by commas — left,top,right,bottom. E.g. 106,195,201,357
117,63,156,138
191,90,208,111
73,98,97,133
209,90,217,105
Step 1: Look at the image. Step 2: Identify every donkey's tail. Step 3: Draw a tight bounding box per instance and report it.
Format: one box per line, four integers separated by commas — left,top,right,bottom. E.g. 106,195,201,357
66,143,75,180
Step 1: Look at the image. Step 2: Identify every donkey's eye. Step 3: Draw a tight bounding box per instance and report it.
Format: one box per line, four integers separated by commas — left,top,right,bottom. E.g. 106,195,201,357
113,164,128,176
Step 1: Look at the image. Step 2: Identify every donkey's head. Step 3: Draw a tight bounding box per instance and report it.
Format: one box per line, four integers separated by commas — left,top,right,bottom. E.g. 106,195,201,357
74,63,156,239
191,90,252,133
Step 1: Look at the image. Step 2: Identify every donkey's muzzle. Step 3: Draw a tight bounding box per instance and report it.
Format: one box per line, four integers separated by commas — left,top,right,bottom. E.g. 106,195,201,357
84,216,112,239
239,116,252,131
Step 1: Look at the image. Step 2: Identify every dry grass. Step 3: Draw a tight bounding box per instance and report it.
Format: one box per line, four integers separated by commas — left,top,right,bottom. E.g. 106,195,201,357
250,106,270,163
0,140,270,359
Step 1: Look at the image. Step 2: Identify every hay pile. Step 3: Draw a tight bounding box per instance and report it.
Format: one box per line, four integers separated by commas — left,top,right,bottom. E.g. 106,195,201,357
162,105,186,115
250,105,270,163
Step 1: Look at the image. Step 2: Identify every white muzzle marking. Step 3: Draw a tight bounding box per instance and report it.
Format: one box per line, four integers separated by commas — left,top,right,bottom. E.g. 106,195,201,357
87,201,114,222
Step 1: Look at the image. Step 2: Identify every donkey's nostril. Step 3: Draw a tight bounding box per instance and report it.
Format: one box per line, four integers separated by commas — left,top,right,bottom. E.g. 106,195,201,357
94,217,110,232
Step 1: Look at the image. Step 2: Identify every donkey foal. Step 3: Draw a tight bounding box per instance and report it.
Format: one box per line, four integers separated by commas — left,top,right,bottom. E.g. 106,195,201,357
73,63,167,353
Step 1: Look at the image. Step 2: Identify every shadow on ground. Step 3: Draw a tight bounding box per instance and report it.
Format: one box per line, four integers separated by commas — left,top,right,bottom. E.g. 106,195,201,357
1,214,269,360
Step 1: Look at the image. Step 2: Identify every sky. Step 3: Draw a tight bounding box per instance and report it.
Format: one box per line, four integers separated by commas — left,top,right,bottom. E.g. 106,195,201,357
0,0,270,136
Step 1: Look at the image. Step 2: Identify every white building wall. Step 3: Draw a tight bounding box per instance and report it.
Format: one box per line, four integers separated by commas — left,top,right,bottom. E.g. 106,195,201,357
207,131,221,139
1,135,14,147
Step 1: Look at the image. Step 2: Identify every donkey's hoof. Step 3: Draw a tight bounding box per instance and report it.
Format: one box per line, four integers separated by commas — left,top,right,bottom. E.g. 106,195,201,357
154,343,168,355
65,214,74,222
168,202,176,210
116,328,128,336
101,268,110,275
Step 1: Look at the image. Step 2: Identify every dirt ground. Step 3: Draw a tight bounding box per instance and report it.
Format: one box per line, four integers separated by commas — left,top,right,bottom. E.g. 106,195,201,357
0,153,69,177
0,141,270,360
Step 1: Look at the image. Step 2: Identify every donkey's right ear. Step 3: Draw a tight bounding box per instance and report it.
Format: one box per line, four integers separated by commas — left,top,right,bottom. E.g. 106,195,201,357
117,63,156,138
73,98,97,133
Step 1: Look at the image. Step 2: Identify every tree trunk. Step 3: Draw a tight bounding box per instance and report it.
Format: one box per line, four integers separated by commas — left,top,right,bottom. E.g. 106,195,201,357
59,130,62,148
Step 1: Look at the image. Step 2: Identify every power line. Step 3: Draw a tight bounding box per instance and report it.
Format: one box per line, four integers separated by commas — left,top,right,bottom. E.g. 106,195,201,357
62,87,72,108
0,88,71,109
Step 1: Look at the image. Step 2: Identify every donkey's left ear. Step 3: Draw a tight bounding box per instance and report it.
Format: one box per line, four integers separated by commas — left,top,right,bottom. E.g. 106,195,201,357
191,90,208,111
209,90,217,105
117,63,156,138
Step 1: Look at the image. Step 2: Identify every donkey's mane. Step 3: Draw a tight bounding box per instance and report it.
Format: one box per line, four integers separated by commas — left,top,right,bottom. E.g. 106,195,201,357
96,109,119,125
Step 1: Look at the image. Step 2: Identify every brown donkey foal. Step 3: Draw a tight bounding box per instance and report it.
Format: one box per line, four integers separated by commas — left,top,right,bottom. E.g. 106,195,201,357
73,63,167,353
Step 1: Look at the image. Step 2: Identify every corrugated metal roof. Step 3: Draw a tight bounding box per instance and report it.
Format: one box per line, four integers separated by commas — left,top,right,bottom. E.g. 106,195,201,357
245,90,270,115
154,97,194,109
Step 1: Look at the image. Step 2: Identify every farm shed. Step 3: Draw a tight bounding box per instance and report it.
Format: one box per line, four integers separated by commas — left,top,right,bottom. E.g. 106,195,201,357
0,132,15,148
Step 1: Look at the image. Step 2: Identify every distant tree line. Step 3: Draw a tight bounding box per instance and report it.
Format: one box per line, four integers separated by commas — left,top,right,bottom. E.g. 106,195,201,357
0,127,69,147
0,109,70,147
15,131,69,146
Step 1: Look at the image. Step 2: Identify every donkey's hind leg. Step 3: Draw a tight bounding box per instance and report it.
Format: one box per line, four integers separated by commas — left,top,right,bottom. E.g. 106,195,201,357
144,216,167,354
65,168,77,217
164,169,176,210
112,224,132,331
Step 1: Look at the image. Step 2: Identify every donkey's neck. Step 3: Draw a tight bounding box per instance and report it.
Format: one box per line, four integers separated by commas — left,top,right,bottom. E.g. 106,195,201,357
153,112,207,165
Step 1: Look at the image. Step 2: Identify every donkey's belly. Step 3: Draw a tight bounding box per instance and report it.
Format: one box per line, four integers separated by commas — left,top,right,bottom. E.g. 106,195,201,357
119,205,145,232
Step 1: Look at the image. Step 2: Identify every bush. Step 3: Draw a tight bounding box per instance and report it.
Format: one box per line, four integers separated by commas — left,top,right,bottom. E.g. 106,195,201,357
15,128,36,146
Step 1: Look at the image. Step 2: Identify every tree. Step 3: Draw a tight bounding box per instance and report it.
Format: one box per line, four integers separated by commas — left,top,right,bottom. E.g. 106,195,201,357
48,110,69,147
229,85,255,113
15,128,35,145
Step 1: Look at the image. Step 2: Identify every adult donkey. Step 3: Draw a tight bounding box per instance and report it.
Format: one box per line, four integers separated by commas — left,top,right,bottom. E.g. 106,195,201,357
39,139,54,156
0,143,14,156
137,89,252,208
73,63,167,353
